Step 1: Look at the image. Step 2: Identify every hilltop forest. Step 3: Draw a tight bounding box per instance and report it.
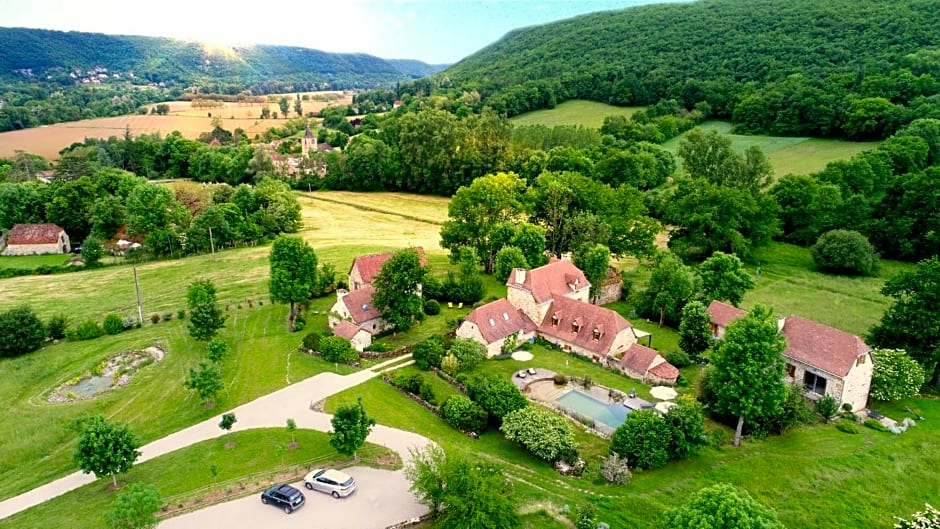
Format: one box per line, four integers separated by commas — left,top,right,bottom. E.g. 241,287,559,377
435,0,940,139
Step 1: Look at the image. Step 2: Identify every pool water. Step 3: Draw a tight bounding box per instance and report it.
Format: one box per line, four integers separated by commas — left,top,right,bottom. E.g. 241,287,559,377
555,389,630,429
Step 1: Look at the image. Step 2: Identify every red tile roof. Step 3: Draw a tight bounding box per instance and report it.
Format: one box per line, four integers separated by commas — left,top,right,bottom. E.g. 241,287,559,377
333,320,366,340
707,300,747,327
620,343,660,372
341,286,382,325
350,247,427,286
649,360,679,380
6,223,65,245
539,296,632,355
463,299,535,344
780,315,870,377
507,259,589,303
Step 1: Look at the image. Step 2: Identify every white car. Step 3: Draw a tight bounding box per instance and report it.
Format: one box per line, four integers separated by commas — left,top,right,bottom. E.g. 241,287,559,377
303,468,357,498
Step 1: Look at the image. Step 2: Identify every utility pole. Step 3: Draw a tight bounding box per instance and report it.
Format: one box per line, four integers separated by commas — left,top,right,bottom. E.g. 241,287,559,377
209,226,215,255
133,266,144,325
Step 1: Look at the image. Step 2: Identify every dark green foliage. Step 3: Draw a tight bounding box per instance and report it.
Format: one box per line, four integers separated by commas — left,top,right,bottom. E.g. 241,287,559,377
868,257,940,386
815,395,840,423
665,350,692,369
423,299,440,316
699,251,755,306
836,421,860,434
68,320,105,341
183,361,223,406
573,243,610,301
45,313,69,341
442,248,485,304
494,246,528,283
302,331,322,352
268,235,319,320
105,482,162,529
609,409,671,470
441,395,489,433
636,250,702,327
102,314,124,335
73,415,141,487
412,335,446,371
466,372,528,422
665,483,784,529
80,238,105,267
447,338,487,372
206,338,229,366
329,397,375,457
319,336,359,364
392,373,426,395
678,300,712,359
500,406,579,463
186,279,226,342
372,248,427,333
418,381,436,405
0,305,45,357
218,413,237,432
811,230,879,276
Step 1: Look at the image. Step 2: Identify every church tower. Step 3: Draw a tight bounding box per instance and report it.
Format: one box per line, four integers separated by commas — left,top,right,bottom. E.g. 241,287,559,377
302,122,318,158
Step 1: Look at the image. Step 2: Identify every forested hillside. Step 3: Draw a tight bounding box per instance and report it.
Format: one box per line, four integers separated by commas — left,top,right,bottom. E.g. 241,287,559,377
0,27,443,90
440,0,940,138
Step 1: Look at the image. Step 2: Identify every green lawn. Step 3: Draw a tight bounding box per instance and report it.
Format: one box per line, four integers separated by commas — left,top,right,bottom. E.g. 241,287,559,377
0,253,71,269
509,100,643,129
661,121,879,177
0,429,395,529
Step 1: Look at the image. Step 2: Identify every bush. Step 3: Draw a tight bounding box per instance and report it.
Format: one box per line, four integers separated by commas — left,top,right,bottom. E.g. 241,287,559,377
441,395,488,433
601,453,632,484
162,312,173,322
319,336,358,364
302,331,322,351
102,314,124,335
553,373,568,385
412,335,445,370
811,229,879,275
466,372,528,421
122,316,139,330
150,313,160,324
665,349,692,369
418,381,436,405
45,313,69,340
177,309,186,320
501,406,579,463
870,348,926,401
836,421,860,434
67,320,105,341
815,395,840,423
423,299,441,316
448,338,487,372
864,418,889,432
494,245,529,283
0,306,46,357
610,409,672,470
573,502,598,529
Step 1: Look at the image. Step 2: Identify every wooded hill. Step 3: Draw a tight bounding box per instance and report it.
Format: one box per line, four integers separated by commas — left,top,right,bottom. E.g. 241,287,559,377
441,0,940,137
0,27,445,91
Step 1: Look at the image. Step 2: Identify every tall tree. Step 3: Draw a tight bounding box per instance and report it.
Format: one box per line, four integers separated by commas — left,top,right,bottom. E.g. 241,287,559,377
573,243,611,303
187,279,226,342
440,172,528,273
868,257,940,385
709,304,788,447
638,251,702,326
372,248,427,333
74,415,141,487
268,234,319,325
329,397,376,458
678,300,712,360
699,251,755,306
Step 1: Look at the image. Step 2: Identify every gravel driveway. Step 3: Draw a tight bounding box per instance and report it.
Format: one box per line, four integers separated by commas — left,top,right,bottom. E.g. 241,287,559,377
158,467,425,529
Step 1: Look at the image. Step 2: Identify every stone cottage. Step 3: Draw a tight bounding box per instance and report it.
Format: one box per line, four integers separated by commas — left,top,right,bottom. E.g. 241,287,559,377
2,223,70,256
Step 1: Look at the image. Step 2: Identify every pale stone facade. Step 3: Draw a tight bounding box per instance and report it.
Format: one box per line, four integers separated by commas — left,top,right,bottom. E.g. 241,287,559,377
455,322,535,358
2,224,70,256
785,353,873,412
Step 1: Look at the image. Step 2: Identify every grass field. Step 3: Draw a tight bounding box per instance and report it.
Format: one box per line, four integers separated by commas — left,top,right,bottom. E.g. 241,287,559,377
0,91,353,161
661,121,880,177
0,253,72,269
509,100,643,129
0,191,929,528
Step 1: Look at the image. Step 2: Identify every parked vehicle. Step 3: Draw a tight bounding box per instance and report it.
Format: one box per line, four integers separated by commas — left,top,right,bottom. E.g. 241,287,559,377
260,484,306,514
303,468,357,498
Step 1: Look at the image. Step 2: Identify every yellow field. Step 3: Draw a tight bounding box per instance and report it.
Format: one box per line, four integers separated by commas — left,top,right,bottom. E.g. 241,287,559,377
0,91,353,161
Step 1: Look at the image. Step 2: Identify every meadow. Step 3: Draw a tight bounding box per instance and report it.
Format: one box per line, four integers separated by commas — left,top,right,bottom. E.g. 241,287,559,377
0,91,353,161
0,190,929,528
509,100,643,128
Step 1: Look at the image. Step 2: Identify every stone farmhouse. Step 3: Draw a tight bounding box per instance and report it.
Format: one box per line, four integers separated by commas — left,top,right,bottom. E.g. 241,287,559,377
1,223,70,256
329,286,388,338
348,247,427,291
707,300,874,411
458,258,679,385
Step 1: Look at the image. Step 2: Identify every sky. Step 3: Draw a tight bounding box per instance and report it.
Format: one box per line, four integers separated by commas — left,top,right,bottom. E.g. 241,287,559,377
0,0,681,64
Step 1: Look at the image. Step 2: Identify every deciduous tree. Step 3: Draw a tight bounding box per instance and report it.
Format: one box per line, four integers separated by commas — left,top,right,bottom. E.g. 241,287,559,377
609,409,671,469
268,234,318,325
0,305,45,358
699,251,755,306
74,415,141,487
372,248,427,332
105,482,162,529
187,279,226,342
678,300,712,359
811,229,879,276
637,251,702,326
184,361,223,407
573,243,611,303
329,397,375,458
466,372,528,422
708,304,788,447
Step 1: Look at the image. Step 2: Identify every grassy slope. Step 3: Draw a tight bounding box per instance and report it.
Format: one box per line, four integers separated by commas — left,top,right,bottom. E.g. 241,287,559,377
509,100,643,128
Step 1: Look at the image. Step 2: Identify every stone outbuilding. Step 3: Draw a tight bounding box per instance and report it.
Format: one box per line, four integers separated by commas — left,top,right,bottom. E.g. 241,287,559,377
613,343,679,386
332,320,373,352
348,247,426,291
2,223,70,255
456,299,536,357
328,287,388,334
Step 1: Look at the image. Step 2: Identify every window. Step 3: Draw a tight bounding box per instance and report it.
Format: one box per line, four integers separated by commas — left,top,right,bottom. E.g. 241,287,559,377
551,314,559,326
786,363,796,378
571,322,580,333
856,355,866,367
803,371,827,395
592,328,601,341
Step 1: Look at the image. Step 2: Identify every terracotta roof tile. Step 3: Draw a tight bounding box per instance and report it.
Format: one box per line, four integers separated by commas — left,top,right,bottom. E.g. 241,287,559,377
620,343,660,372
539,296,631,355
350,247,427,286
507,259,589,303
341,286,382,325
649,361,679,380
333,320,366,340
6,223,65,245
707,300,747,327
463,299,535,344
781,316,870,377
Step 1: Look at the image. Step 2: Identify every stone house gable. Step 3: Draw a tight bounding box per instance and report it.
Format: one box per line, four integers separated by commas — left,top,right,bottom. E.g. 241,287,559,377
348,247,427,290
506,258,591,324
2,223,70,255
616,343,679,386
706,300,747,339
457,299,536,357
328,286,387,334
332,320,372,352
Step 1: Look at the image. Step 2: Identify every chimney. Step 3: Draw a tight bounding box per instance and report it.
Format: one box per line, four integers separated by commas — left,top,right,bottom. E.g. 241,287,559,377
777,316,786,333
336,288,349,302
514,269,526,284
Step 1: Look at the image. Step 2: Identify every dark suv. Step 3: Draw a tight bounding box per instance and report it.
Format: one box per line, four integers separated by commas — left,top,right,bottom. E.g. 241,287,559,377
260,484,306,514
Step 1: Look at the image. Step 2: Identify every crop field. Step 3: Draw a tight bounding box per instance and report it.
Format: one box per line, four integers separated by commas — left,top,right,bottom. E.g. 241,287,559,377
509,100,643,128
0,91,353,161
662,121,880,177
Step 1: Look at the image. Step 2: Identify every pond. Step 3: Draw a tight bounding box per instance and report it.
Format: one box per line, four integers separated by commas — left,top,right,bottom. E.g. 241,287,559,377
48,345,166,403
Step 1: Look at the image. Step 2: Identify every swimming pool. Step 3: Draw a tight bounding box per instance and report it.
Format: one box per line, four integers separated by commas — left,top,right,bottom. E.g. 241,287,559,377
555,389,630,429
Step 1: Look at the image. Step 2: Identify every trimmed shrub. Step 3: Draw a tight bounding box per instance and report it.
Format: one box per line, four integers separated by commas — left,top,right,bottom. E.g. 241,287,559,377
67,320,105,341
554,373,568,385
836,421,860,434
162,312,174,322
302,331,322,351
864,419,889,432
418,381,436,406
0,306,46,357
177,309,186,320
815,395,839,423
46,313,69,340
102,314,124,335
150,313,161,324
412,335,445,370
441,395,488,433
501,406,579,463
811,229,879,275
665,349,692,369
423,299,441,316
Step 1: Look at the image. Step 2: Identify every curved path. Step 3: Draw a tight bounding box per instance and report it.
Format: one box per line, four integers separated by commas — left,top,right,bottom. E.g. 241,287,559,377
0,356,430,523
